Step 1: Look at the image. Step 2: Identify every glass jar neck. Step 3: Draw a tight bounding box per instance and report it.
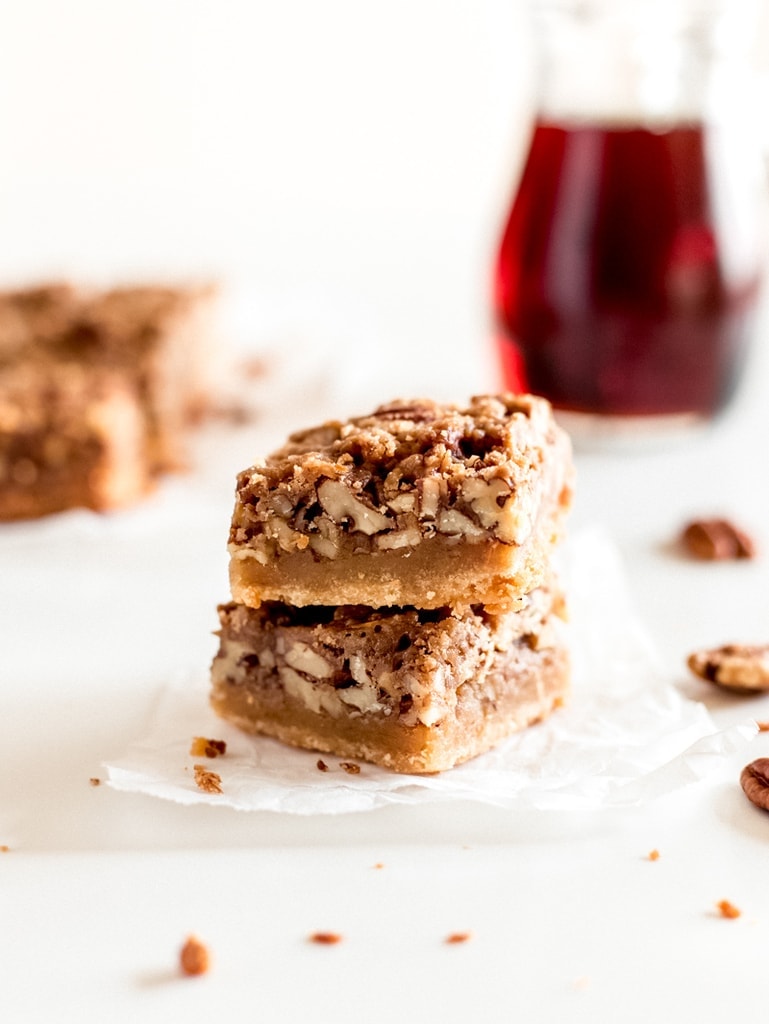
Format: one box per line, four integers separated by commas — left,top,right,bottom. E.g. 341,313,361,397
529,0,758,127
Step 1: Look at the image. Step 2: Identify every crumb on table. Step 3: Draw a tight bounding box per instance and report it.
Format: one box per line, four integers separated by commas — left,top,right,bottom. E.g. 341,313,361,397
179,935,210,976
716,899,741,919
309,932,342,945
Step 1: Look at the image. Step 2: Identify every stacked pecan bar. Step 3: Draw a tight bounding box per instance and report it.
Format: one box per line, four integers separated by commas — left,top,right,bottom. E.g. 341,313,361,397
0,282,216,520
211,394,573,773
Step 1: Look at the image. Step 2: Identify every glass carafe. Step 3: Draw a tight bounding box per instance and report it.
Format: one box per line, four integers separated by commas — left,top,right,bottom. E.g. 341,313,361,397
493,0,765,441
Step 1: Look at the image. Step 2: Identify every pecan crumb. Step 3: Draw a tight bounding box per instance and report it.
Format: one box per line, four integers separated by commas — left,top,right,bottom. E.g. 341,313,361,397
756,721,769,733
309,932,342,945
740,757,769,811
316,759,329,772
716,899,741,920
680,518,755,561
180,935,210,976
339,761,361,775
190,736,227,758
193,764,223,794
0,845,9,853
647,849,660,862
373,862,385,870
446,932,473,944
89,777,101,786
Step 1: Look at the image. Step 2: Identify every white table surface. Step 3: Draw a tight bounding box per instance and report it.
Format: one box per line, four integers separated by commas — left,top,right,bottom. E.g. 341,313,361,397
3,298,769,1024
4,1,769,1018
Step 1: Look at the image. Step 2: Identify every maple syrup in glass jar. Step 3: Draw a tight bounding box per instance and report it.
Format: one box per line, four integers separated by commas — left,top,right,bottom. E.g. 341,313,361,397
493,0,764,442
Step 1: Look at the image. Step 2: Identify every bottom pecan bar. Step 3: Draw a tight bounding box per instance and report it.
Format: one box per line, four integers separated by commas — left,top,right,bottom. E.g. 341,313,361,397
210,589,569,774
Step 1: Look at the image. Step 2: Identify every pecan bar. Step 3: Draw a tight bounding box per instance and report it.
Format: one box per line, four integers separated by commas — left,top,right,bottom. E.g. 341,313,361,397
0,360,149,519
210,585,569,774
0,282,217,519
228,394,573,611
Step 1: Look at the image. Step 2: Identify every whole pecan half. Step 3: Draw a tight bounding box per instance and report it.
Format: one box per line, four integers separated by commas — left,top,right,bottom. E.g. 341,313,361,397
680,519,754,560
740,758,769,811
687,644,769,694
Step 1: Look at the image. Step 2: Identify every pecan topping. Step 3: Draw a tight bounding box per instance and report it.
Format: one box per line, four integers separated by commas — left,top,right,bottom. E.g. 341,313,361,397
339,761,361,775
445,932,473,944
316,759,329,772
680,519,754,560
309,932,342,945
687,644,769,693
740,758,769,811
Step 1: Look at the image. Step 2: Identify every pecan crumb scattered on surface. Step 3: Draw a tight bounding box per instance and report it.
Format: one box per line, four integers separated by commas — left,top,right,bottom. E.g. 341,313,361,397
716,900,741,920
647,849,660,862
190,736,227,758
316,759,329,772
740,757,769,811
339,761,361,775
179,935,210,976
373,863,385,870
309,932,342,945
89,777,101,786
686,644,769,694
445,932,473,944
680,519,755,561
0,845,9,853
193,764,223,794
756,721,769,733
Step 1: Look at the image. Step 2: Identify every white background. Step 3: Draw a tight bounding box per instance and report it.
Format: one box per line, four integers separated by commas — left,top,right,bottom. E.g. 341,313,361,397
3,3,769,1022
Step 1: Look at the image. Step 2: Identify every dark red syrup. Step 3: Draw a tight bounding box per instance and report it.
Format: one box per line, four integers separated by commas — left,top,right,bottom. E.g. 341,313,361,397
494,120,759,418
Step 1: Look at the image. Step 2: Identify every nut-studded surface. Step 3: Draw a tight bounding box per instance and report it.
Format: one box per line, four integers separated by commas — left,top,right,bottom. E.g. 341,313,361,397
228,394,573,611
210,585,568,773
687,644,769,693
0,282,216,520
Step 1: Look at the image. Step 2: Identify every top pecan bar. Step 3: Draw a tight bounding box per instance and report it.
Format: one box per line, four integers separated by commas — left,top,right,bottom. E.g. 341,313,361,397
228,393,573,610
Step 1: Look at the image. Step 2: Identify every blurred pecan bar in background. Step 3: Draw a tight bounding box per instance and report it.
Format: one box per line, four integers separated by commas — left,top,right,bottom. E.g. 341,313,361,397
211,584,569,774
228,394,573,612
0,282,218,520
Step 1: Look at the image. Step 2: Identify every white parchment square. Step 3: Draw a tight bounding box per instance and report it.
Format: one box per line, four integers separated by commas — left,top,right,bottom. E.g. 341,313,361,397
105,528,757,813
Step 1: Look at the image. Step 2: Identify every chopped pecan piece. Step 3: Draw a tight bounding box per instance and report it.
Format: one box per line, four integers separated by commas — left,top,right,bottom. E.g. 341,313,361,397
309,932,342,945
687,644,769,693
680,519,754,560
445,932,473,944
740,758,769,811
339,761,361,775
190,736,227,758
193,764,223,794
